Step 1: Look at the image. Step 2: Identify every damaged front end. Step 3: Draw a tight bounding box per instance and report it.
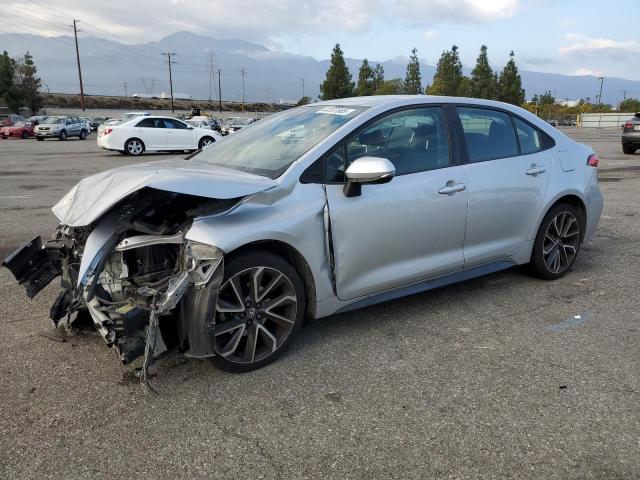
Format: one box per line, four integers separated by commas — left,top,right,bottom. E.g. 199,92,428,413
3,187,230,365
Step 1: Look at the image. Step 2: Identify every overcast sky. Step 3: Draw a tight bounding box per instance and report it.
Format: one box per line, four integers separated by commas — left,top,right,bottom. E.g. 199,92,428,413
3,0,638,80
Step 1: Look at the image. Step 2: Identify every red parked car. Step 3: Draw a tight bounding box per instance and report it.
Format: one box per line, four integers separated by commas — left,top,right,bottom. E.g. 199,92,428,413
0,121,35,139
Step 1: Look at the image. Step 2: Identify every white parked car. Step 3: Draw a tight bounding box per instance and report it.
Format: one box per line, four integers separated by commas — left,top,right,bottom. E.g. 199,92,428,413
97,115,222,155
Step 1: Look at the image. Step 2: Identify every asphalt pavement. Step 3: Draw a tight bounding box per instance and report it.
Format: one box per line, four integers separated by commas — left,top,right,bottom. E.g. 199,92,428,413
0,129,639,479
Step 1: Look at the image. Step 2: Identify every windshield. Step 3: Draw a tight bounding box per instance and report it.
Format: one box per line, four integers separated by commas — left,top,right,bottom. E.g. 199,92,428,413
193,105,366,178
186,120,200,127
43,116,65,124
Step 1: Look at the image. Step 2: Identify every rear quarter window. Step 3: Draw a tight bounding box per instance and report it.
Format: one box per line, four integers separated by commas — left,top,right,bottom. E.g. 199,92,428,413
457,107,519,162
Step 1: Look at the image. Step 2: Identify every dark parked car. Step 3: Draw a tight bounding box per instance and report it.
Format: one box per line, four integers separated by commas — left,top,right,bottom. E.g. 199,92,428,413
622,113,640,154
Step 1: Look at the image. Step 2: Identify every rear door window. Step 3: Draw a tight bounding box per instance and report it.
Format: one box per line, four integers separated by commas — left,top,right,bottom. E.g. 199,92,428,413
457,107,519,162
512,117,543,155
136,118,161,128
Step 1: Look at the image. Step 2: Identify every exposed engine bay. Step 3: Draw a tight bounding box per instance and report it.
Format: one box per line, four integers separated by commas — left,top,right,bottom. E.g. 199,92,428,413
3,187,233,371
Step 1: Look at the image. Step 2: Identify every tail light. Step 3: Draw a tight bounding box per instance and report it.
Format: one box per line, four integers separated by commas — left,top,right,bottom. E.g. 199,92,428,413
102,128,113,136
624,122,633,130
587,154,599,167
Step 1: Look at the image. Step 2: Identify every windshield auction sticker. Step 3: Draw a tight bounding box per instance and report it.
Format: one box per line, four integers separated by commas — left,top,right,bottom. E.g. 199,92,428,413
316,107,356,115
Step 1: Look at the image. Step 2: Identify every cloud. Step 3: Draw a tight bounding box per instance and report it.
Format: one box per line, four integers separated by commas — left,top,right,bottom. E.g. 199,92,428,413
3,0,521,44
572,67,604,77
559,34,640,56
392,0,520,23
423,30,438,40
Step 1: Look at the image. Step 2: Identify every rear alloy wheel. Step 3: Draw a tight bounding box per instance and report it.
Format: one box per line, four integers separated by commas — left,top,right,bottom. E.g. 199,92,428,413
198,136,215,149
125,138,144,156
212,251,305,372
58,130,67,141
530,203,582,280
79,129,87,140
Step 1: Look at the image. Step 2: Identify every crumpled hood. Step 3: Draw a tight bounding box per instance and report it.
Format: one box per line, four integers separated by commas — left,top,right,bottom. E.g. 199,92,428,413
52,159,276,226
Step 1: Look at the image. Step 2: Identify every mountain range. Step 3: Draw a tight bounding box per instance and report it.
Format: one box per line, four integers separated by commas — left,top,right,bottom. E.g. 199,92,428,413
1,31,638,105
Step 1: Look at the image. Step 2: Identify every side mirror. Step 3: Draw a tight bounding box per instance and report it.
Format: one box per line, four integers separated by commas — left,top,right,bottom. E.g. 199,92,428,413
343,156,395,197
187,125,194,130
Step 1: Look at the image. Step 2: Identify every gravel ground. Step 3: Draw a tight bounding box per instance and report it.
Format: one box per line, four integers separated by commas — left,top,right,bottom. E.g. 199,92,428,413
0,129,639,479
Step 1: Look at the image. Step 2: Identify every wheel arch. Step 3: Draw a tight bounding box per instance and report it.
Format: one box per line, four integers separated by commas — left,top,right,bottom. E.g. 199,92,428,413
532,192,588,244
226,240,317,319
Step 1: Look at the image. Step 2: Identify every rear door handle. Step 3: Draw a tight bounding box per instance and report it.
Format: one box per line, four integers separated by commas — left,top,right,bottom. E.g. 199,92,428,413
438,183,467,195
525,166,546,176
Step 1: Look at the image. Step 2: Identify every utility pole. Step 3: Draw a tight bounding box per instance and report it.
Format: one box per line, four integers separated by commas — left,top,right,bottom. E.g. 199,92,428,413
301,77,305,99
72,19,85,111
123,82,128,98
597,76,604,107
162,52,177,112
621,90,628,101
208,52,215,102
241,68,246,111
218,69,222,113
45,84,50,94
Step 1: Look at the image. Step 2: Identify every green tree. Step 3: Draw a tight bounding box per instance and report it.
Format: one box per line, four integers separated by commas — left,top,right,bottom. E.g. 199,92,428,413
0,50,22,113
497,51,525,106
16,52,42,115
376,78,404,95
356,59,374,96
320,44,354,100
620,98,640,112
470,45,498,99
295,96,311,106
372,64,385,94
404,48,422,94
538,90,555,106
425,45,465,96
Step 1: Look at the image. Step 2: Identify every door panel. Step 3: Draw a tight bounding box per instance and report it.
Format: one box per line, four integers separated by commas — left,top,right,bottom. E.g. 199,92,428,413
456,107,552,266
327,168,469,300
463,152,551,265
134,118,166,150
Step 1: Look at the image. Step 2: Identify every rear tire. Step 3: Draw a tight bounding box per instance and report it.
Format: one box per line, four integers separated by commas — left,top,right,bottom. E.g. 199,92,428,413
125,138,144,156
530,203,582,280
58,130,67,141
198,136,215,149
210,251,305,373
622,144,636,155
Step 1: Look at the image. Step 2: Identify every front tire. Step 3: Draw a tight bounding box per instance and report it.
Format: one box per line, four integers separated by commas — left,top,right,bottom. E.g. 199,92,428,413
622,144,636,155
79,129,87,140
58,130,67,141
125,138,144,156
198,136,215,149
530,203,582,280
21,131,28,139
36,137,44,141
211,251,305,373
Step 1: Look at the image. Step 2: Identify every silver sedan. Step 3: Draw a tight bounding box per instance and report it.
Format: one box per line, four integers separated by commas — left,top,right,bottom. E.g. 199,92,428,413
3,96,603,375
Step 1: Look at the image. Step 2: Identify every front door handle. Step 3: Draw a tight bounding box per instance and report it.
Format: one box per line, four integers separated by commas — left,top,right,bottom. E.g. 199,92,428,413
438,183,467,195
525,166,546,176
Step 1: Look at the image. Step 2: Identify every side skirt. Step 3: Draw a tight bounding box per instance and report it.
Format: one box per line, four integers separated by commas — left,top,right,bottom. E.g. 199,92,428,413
333,260,514,315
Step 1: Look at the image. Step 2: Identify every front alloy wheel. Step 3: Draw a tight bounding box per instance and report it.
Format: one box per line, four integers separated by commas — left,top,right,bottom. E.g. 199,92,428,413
212,251,305,372
199,136,214,149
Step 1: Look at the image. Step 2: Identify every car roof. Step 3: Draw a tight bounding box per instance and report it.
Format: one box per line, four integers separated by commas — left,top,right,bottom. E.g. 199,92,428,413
314,95,524,110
